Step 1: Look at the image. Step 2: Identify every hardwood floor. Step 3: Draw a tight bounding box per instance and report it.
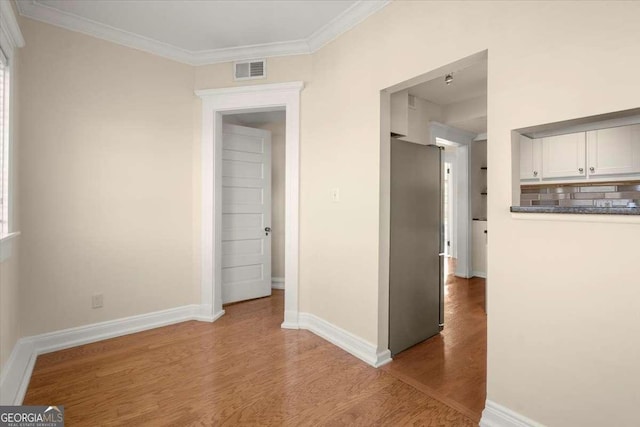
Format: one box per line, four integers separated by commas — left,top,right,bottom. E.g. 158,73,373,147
383,259,487,419
24,270,485,426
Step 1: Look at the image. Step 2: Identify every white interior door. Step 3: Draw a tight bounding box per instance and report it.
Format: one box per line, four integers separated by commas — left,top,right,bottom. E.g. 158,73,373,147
221,123,272,304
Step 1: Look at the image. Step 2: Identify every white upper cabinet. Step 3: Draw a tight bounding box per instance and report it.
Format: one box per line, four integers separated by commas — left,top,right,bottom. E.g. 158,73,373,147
519,135,541,180
541,132,586,179
586,124,640,177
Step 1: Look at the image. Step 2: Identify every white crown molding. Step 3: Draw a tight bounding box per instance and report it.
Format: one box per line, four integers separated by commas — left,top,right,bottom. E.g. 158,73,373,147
17,0,390,65
0,303,220,405
307,0,390,52
16,0,196,63
191,40,310,66
480,400,544,427
0,0,26,58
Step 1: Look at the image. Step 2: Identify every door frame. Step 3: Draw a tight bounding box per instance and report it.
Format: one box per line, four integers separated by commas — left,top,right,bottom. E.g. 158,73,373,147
196,81,304,328
378,50,487,353
431,123,477,279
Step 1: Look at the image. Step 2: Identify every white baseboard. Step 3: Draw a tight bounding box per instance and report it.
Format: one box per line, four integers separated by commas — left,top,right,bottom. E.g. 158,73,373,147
271,277,284,290
0,303,219,405
298,312,392,368
480,400,543,427
472,271,487,279
0,340,36,405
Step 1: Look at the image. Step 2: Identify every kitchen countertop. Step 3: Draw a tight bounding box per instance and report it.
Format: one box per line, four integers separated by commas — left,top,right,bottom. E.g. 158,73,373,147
511,206,640,215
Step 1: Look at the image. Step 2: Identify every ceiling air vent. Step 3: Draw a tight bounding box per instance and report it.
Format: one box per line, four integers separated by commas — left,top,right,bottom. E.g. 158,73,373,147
234,59,266,81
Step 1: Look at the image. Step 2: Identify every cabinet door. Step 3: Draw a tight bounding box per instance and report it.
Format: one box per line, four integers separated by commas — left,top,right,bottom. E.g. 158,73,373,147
541,132,586,179
587,125,640,177
520,135,541,180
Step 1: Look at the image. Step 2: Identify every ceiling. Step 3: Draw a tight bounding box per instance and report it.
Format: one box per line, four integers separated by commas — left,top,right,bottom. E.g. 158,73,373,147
409,60,487,106
18,0,389,65
409,59,487,134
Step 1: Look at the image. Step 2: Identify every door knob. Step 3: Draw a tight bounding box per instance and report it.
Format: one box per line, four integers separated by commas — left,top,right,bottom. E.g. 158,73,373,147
533,171,538,177
590,167,595,172
578,167,584,173
265,227,271,236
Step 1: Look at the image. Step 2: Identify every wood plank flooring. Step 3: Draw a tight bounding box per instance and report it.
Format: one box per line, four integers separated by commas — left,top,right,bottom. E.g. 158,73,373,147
24,267,485,426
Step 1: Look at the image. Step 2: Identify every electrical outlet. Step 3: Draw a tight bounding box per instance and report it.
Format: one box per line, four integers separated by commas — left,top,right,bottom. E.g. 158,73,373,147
331,188,340,202
92,294,103,309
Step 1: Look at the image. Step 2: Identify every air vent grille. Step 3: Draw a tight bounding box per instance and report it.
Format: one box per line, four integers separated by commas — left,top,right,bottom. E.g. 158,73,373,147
234,59,266,81
408,94,416,109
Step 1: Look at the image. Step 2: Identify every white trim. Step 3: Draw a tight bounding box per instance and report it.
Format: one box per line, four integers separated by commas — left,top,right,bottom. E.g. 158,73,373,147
17,0,389,65
0,303,214,405
0,338,35,405
472,271,487,279
0,1,25,59
306,1,390,52
196,81,303,329
298,313,392,368
0,231,20,262
195,81,304,97
525,114,640,139
480,400,544,427
431,122,476,279
271,277,285,290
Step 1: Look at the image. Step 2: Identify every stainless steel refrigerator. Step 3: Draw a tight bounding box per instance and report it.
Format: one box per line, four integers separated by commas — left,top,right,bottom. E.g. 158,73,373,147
389,139,444,356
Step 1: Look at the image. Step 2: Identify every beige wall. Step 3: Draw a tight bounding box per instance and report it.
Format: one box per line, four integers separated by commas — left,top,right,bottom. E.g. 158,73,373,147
258,120,285,279
0,0,22,374
9,1,640,425
301,2,640,425
194,56,312,91
17,18,198,336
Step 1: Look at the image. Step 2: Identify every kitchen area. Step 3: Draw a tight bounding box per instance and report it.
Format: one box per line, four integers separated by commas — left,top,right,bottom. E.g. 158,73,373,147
513,112,640,215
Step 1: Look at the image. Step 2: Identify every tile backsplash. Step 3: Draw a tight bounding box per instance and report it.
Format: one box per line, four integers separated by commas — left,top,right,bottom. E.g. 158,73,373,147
520,182,640,207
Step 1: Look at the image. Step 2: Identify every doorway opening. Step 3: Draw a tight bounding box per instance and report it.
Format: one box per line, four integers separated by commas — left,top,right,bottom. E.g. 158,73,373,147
379,51,488,419
220,110,286,305
196,82,303,329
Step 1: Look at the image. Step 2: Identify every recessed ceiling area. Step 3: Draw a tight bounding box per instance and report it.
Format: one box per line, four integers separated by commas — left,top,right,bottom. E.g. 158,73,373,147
36,0,355,51
409,59,487,134
409,60,487,106
17,0,389,65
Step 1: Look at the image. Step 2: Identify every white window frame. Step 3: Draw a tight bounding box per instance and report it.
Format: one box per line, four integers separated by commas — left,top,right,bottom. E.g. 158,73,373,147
0,1,25,262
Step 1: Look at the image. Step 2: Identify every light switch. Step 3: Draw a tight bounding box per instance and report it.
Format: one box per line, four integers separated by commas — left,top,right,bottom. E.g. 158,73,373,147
331,188,340,202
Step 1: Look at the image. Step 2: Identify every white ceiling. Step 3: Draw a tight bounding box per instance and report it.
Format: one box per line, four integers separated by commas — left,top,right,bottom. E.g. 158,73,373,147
18,0,390,65
409,59,487,134
450,116,487,134
409,60,488,106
